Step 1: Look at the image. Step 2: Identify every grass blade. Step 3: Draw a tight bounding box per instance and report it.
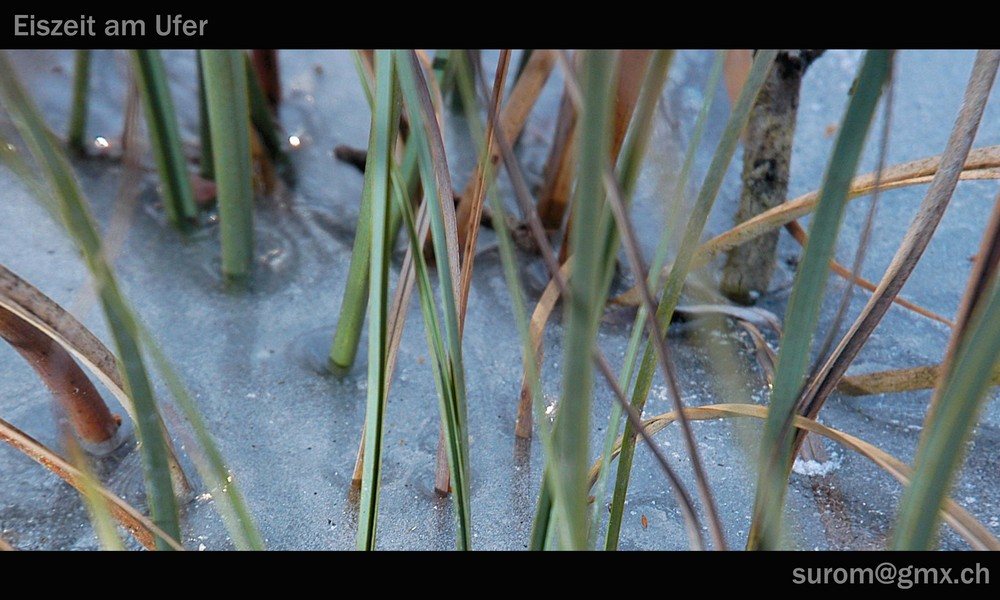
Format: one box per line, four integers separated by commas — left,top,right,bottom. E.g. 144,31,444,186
200,50,255,284
396,48,472,550
244,51,286,168
196,53,214,181
68,50,91,155
141,332,266,550
837,362,1000,396
355,50,399,551
602,166,727,549
748,50,892,550
0,416,182,550
67,439,126,551
0,50,181,547
481,52,704,549
784,220,953,326
458,49,510,329
131,50,198,229
455,49,553,251
454,54,576,550
553,49,618,550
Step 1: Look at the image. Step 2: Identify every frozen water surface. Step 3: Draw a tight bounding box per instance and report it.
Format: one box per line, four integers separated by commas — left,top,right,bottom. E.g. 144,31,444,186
1,50,999,550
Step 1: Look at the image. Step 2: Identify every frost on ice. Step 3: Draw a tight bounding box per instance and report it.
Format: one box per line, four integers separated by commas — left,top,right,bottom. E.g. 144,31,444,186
792,452,843,477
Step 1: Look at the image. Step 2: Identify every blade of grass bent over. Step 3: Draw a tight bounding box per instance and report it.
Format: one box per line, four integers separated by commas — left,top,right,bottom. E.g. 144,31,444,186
0,305,121,449
694,146,1000,269
748,49,892,551
606,49,777,550
0,51,181,548
784,220,952,326
0,264,188,494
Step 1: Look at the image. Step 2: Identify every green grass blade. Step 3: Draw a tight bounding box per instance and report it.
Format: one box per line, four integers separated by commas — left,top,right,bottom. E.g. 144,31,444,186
200,50,255,285
748,50,893,550
69,441,126,551
142,333,265,550
244,52,285,166
327,53,373,375
588,50,673,548
0,50,181,549
356,50,400,551
328,51,421,374
892,288,1000,549
592,50,723,546
606,49,777,550
529,471,554,550
893,190,1000,549
328,137,375,374
196,53,214,181
131,50,198,229
68,50,91,155
556,50,617,550
395,49,472,549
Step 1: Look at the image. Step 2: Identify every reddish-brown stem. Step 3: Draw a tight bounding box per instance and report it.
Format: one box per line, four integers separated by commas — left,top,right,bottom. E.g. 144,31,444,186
0,306,120,450
251,50,281,112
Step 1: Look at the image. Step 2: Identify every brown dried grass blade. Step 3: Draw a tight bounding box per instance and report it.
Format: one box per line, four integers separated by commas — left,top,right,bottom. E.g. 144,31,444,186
456,50,552,250
0,416,183,550
784,220,954,327
586,403,1000,550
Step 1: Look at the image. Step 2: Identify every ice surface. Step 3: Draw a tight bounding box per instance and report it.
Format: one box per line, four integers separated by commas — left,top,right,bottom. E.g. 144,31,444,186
1,50,998,551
